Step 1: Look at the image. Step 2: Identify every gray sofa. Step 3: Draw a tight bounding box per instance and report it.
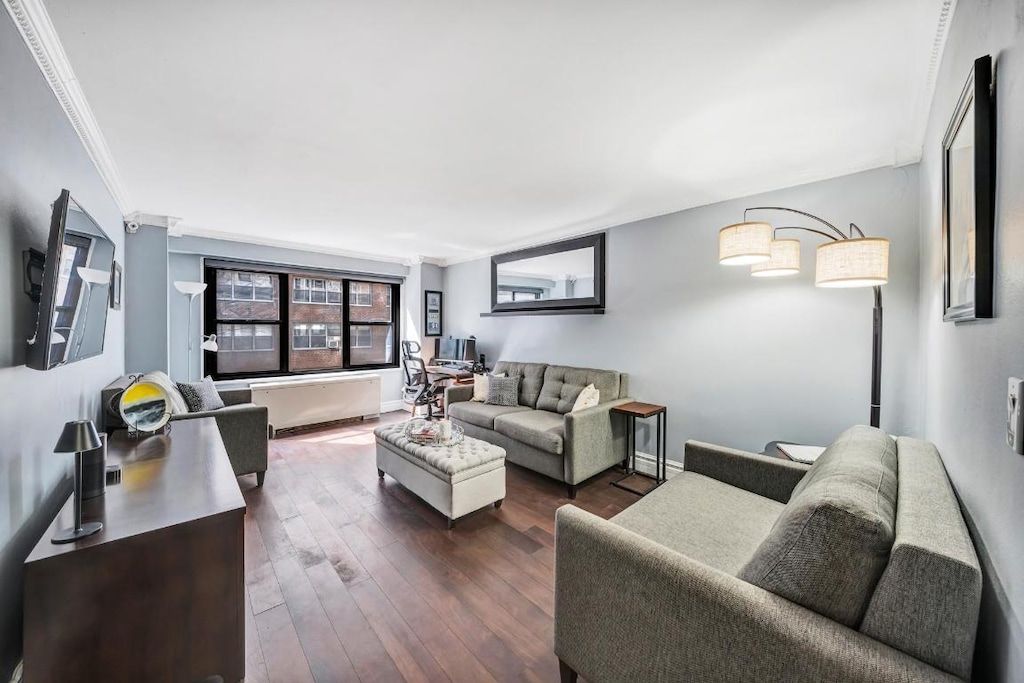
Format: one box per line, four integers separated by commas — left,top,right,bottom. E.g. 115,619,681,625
554,426,982,682
445,361,631,498
101,375,269,485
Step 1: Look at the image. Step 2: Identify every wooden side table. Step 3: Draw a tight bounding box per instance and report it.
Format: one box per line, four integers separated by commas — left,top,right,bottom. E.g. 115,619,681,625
610,401,667,496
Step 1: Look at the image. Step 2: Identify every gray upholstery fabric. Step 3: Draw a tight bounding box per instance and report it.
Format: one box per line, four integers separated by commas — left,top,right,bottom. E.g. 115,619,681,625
611,472,784,575
177,377,225,412
444,383,474,407
738,425,898,628
373,422,506,484
683,440,811,503
562,398,631,485
536,365,622,414
860,437,982,679
446,401,530,430
485,375,520,406
101,376,268,478
493,410,565,455
492,361,547,408
455,419,565,480
554,505,961,683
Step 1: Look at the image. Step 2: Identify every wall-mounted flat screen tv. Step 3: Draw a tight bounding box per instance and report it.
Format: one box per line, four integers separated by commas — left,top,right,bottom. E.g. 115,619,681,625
27,189,115,371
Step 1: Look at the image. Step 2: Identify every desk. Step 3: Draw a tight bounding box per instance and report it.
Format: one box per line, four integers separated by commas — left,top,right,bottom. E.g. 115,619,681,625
426,365,475,382
610,402,667,496
24,418,246,683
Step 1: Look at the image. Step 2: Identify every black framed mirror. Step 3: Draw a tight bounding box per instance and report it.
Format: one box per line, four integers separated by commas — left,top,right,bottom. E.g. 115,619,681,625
488,233,606,314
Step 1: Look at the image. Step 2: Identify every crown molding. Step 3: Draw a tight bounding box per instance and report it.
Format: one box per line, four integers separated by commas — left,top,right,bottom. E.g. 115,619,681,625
3,0,133,216
173,225,414,267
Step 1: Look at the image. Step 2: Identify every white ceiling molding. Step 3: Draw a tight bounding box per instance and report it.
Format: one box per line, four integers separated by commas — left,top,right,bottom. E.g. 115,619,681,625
125,212,183,232
3,0,133,215
901,0,958,166
174,225,416,266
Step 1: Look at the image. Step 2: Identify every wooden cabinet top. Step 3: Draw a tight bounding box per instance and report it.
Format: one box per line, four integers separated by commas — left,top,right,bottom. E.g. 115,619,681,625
27,417,245,564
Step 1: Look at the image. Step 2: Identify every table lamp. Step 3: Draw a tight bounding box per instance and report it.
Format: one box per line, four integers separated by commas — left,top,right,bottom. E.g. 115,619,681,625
52,419,104,544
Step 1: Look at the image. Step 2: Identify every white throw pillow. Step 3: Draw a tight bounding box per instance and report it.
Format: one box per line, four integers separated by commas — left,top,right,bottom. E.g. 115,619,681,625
141,371,190,414
472,373,505,402
571,384,600,412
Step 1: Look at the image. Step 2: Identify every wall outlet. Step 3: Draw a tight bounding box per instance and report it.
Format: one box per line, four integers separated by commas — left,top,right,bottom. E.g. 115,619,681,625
1007,378,1024,454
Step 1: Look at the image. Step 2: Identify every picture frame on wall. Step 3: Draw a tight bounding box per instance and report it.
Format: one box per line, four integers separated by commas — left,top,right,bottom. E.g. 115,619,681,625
424,290,443,336
942,54,995,322
110,260,122,310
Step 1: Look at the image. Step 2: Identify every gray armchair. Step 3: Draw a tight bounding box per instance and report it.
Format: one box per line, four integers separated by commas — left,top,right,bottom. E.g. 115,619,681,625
101,376,269,485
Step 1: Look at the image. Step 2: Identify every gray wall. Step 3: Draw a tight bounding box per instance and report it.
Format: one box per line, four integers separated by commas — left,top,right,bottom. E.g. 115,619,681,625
917,1,1024,678
444,165,921,455
0,11,125,679
124,224,168,373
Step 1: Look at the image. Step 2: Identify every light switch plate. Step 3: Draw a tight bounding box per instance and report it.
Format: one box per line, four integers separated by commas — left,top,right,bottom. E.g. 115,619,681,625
1007,378,1024,454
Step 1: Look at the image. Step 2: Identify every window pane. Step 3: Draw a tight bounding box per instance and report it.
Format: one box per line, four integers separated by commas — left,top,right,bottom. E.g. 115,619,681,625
349,324,392,365
215,324,280,374
310,289,327,303
348,282,392,323
215,270,280,320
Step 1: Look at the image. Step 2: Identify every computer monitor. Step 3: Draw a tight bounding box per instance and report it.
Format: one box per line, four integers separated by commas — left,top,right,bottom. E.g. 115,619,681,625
435,337,477,363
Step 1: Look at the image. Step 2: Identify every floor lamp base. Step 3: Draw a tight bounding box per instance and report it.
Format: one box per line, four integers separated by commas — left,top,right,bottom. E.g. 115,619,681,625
52,522,103,544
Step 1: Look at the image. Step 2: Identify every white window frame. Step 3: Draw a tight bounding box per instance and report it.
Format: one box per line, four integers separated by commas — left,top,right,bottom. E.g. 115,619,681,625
351,325,373,349
293,276,343,305
219,323,276,352
217,271,275,302
350,282,372,307
293,323,342,350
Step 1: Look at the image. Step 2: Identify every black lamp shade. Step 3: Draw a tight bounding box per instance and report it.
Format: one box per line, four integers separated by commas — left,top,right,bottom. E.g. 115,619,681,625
54,419,102,453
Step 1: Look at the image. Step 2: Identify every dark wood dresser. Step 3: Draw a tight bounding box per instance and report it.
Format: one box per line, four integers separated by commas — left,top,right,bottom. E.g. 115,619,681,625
23,417,246,683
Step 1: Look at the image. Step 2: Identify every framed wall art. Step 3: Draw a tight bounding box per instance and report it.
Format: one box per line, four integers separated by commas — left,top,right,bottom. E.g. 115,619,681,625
942,54,995,322
424,290,443,336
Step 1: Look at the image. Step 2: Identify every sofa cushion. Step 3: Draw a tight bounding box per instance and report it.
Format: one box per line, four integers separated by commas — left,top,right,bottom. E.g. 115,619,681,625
448,401,531,430
177,376,225,412
493,361,548,408
612,472,785,575
493,410,565,455
738,425,898,628
537,365,621,414
485,376,520,406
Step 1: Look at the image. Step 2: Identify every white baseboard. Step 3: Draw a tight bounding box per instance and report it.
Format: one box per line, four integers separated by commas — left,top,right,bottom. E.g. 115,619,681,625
632,451,684,479
380,399,405,413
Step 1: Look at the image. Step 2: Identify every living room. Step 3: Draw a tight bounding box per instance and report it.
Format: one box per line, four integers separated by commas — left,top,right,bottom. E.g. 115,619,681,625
1,0,1022,681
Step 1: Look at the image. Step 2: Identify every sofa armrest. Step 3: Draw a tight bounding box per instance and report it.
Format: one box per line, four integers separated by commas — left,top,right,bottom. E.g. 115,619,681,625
683,440,810,503
562,398,632,485
218,388,252,407
554,505,960,683
444,384,474,407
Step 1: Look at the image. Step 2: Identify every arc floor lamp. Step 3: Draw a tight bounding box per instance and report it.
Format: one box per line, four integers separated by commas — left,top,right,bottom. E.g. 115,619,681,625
174,281,219,381
718,207,889,428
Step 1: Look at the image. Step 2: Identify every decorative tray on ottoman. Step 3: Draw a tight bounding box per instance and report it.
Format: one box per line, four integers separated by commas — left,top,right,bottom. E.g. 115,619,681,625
403,418,465,447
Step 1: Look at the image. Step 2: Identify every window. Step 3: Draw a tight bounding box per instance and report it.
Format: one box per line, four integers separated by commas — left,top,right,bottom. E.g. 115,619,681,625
497,286,542,303
293,277,343,304
293,323,342,350
205,265,399,379
217,270,275,302
350,282,372,306
351,325,372,348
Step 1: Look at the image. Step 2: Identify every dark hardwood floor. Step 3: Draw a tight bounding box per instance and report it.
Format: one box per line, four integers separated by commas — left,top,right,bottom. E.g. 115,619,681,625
240,411,639,683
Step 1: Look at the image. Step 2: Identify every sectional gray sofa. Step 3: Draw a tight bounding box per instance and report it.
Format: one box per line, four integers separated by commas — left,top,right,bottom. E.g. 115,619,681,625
102,375,269,485
445,361,631,498
554,426,982,682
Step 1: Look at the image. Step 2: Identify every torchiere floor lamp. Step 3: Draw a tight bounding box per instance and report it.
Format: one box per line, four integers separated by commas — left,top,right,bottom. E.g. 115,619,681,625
718,207,889,428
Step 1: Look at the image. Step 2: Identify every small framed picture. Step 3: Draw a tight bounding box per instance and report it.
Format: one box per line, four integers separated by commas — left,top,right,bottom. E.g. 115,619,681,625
110,261,122,310
424,290,443,336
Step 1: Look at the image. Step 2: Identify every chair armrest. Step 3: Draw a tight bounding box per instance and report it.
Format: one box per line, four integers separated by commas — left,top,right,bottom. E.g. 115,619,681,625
562,398,632,485
444,384,474,406
218,388,252,406
683,440,810,503
554,505,959,683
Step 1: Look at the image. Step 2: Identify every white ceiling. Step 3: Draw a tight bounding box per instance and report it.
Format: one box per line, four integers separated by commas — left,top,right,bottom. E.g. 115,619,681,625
44,0,949,265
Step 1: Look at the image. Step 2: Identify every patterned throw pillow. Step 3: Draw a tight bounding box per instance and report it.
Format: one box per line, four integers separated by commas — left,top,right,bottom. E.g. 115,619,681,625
571,384,600,412
472,373,505,402
485,376,520,407
176,376,226,413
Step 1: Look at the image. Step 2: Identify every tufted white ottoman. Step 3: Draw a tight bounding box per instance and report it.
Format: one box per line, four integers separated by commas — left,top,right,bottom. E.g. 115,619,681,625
373,422,507,529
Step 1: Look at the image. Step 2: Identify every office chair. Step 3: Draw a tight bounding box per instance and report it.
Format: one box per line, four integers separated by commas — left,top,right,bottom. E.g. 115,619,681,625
401,341,444,420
